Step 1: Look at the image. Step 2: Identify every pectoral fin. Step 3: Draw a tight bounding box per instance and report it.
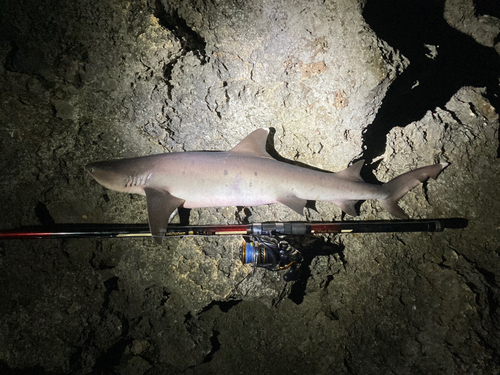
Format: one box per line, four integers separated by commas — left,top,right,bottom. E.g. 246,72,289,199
276,196,307,215
144,188,185,244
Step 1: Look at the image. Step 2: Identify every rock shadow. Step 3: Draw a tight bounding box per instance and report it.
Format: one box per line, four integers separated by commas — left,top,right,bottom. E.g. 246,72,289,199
361,0,500,174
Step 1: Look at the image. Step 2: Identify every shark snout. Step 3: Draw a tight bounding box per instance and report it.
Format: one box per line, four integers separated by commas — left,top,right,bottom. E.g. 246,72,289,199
84,164,94,174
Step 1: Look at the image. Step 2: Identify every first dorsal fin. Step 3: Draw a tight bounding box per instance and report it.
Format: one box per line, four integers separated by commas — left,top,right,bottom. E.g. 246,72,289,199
229,128,272,159
335,160,365,182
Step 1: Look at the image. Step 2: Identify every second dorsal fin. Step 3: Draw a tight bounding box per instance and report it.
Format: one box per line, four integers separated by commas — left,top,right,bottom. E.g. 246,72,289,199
335,160,365,182
229,128,272,158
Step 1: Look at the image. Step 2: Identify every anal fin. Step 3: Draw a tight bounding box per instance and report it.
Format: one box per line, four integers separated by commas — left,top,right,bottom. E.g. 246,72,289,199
276,196,307,215
332,200,359,217
379,200,409,219
144,188,185,244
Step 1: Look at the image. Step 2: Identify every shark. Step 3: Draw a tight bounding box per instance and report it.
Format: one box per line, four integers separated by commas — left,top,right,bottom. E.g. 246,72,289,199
85,128,448,244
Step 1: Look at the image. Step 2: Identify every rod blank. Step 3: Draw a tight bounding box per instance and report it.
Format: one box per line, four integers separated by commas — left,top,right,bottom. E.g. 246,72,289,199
0,218,468,240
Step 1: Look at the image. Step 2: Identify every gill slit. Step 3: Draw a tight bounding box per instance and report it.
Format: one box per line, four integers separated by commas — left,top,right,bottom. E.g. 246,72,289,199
125,173,153,188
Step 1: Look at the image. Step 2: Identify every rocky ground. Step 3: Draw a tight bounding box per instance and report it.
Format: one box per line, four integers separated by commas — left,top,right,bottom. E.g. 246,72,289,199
0,0,499,374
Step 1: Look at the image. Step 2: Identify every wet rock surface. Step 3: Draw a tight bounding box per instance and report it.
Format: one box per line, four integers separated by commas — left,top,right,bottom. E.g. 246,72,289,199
0,0,499,374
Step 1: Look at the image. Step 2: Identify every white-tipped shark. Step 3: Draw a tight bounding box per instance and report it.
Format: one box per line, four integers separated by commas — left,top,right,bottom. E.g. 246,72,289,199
85,128,448,244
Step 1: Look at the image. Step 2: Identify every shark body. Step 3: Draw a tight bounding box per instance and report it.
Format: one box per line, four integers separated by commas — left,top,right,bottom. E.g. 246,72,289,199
86,128,447,243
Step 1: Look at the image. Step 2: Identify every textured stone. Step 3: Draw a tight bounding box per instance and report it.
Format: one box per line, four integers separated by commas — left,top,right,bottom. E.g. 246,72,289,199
0,0,499,374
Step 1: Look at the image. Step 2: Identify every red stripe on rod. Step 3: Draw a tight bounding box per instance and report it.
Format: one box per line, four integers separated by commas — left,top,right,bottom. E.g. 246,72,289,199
0,231,59,239
309,223,342,234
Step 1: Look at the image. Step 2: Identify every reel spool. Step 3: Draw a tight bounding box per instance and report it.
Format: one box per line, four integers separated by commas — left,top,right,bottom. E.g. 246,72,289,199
240,236,303,281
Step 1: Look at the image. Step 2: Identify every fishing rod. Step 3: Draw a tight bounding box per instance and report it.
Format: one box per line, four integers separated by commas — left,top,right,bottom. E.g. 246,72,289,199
0,218,468,239
0,218,468,281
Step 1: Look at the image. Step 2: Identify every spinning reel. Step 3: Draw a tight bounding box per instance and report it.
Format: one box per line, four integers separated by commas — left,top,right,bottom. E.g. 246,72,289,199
240,236,303,282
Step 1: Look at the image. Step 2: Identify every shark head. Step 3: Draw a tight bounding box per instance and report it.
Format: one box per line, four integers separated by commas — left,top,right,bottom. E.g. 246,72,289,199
85,161,131,193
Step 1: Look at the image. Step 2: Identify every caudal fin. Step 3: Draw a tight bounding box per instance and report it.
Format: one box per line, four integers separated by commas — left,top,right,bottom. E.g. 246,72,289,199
379,163,449,219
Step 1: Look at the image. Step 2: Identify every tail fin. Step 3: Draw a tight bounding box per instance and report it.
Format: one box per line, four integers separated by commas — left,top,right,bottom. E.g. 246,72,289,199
379,163,448,219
